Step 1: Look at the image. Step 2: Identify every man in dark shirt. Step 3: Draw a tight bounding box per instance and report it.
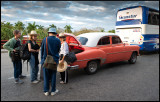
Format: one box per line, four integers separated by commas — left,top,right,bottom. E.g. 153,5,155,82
41,28,61,96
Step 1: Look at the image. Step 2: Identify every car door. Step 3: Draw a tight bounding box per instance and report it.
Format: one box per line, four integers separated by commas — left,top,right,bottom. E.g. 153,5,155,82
111,36,126,62
97,36,113,63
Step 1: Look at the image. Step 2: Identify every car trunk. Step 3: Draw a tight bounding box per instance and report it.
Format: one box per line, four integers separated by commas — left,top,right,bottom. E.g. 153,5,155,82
65,34,85,54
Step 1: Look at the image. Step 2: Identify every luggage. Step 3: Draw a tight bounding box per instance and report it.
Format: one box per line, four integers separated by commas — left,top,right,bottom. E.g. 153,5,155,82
64,52,77,64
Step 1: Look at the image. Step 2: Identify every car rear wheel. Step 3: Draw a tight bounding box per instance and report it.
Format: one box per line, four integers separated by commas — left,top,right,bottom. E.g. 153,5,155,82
128,52,137,64
84,61,99,75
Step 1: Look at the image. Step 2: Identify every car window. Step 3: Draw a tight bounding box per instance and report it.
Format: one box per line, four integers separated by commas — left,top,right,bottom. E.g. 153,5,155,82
112,36,122,44
98,36,110,45
77,37,88,45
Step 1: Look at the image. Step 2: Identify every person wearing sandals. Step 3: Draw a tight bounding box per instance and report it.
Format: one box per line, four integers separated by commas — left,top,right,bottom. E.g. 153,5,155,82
59,33,69,84
28,31,40,84
41,28,61,96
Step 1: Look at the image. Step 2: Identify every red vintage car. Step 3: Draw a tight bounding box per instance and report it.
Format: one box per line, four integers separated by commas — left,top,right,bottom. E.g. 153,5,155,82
59,32,140,75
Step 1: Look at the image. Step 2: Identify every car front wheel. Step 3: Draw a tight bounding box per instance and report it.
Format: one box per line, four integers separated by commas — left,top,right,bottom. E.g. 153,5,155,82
128,52,137,64
84,61,99,75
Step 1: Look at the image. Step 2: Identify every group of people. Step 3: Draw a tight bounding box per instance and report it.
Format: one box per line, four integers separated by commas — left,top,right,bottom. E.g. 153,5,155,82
3,28,70,96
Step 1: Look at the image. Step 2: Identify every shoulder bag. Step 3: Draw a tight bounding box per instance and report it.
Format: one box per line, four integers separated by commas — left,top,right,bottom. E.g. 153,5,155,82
42,37,57,70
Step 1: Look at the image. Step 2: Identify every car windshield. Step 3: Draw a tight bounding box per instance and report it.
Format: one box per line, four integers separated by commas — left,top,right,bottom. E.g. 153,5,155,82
76,37,88,45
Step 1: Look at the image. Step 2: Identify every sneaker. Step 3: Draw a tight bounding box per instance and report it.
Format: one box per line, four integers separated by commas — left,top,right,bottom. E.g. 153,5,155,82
36,79,41,82
60,81,66,84
19,75,26,79
15,79,24,84
31,80,39,84
51,89,59,96
44,92,49,96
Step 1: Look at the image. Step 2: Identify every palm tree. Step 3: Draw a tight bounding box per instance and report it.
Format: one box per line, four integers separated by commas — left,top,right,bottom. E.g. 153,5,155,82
1,22,14,40
27,22,38,33
64,25,73,33
49,24,56,28
5,22,13,29
38,25,44,30
14,21,25,32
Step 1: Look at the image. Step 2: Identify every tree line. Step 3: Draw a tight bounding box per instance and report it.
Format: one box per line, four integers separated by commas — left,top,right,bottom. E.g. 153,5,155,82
1,21,115,40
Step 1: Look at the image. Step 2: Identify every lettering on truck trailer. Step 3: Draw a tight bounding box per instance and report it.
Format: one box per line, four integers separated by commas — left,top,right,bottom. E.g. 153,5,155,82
119,15,137,20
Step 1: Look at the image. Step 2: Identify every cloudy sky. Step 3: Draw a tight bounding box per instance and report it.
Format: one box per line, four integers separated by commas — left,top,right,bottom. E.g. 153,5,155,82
1,1,159,32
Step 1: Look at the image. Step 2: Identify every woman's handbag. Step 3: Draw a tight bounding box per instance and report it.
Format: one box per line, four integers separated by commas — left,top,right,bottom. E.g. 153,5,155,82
42,37,57,70
64,52,77,64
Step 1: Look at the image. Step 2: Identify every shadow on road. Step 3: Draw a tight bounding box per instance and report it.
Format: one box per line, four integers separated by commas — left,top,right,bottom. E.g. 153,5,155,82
68,61,129,80
140,51,159,55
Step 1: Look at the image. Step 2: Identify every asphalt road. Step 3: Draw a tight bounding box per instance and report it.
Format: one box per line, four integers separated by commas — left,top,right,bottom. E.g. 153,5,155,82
1,52,159,101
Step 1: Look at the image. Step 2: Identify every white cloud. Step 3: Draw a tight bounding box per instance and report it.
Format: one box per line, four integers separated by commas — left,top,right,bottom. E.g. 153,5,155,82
68,2,106,12
1,14,14,17
24,18,64,24
1,1,159,32
43,13,48,16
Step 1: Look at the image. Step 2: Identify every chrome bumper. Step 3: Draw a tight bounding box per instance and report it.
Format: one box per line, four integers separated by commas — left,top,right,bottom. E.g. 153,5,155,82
67,65,79,70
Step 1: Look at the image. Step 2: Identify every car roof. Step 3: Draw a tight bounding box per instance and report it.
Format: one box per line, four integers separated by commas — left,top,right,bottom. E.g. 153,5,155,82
77,32,118,47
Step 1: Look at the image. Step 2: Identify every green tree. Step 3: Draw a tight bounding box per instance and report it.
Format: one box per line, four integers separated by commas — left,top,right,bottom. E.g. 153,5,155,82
49,24,57,28
38,25,44,30
5,22,13,29
108,29,115,33
101,29,105,32
27,22,38,33
14,21,25,32
64,25,73,33
36,29,48,40
1,21,14,40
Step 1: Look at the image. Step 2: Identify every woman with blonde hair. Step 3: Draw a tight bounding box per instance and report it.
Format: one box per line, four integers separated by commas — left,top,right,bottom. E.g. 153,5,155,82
28,30,40,84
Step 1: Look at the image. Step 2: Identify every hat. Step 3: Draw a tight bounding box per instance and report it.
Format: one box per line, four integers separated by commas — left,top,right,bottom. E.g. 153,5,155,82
29,30,38,36
59,33,66,38
57,61,68,72
48,28,57,34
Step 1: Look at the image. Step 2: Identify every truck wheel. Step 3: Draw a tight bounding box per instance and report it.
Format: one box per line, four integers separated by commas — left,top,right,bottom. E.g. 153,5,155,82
84,61,99,75
128,52,137,64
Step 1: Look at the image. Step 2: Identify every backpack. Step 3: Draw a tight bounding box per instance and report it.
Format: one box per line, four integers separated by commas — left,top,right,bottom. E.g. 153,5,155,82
19,42,31,71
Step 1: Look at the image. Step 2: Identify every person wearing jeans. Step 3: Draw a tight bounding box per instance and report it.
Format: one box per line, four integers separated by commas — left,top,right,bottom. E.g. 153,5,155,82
29,53,39,82
28,31,40,84
13,60,23,82
3,30,26,84
41,28,61,96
